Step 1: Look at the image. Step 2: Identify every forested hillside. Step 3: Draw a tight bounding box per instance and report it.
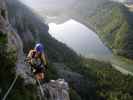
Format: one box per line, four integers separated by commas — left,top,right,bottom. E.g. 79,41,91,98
88,1,133,59
82,58,133,100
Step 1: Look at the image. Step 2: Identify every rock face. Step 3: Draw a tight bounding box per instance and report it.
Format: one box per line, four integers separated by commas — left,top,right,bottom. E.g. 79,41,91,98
6,0,49,51
0,1,71,100
41,79,70,100
0,0,25,77
0,0,37,85
0,0,23,57
0,0,9,34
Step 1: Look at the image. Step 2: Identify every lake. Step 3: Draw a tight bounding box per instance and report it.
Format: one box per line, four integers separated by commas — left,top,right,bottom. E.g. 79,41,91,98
48,19,112,61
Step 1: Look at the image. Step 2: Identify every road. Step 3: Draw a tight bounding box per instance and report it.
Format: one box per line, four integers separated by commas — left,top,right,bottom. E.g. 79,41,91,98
111,56,133,76
112,64,133,76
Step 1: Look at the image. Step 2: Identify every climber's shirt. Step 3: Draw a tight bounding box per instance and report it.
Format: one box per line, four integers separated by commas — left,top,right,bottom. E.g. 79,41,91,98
28,50,43,69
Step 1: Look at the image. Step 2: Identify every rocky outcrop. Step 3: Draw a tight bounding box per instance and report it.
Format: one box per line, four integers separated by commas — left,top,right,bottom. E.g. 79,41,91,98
41,79,70,100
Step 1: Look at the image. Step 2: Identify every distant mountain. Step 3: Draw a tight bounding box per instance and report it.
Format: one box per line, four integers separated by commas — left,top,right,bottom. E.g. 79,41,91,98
68,0,133,59
87,2,133,59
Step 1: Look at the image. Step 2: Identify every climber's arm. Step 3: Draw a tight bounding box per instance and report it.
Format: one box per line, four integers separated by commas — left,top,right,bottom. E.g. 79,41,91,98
26,50,34,63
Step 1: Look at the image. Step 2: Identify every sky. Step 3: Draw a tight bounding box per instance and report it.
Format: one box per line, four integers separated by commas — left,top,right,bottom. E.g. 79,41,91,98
19,0,77,10
19,0,127,11
113,0,127,2
19,0,126,4
114,0,126,2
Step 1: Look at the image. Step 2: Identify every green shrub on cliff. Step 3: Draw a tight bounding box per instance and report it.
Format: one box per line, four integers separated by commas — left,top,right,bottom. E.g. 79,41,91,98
0,34,38,100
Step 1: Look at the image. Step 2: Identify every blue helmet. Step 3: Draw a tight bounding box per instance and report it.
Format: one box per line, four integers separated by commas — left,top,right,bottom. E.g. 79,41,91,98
35,43,44,53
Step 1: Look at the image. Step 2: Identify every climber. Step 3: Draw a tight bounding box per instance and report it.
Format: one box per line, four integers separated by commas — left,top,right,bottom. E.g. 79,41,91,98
25,43,48,81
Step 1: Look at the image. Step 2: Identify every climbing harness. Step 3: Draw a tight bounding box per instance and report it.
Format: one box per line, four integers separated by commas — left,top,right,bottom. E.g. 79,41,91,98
2,75,18,100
